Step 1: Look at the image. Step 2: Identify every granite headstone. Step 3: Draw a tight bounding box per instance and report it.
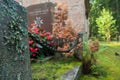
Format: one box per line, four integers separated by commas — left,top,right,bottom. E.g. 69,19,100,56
0,0,31,80
27,2,54,32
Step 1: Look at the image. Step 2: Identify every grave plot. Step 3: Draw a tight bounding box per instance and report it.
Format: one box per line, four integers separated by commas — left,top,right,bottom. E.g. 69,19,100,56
28,2,83,80
28,2,83,61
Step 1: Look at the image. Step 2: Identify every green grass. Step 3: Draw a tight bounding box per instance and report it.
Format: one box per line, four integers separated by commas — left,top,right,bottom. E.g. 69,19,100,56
31,57,81,80
80,42,120,80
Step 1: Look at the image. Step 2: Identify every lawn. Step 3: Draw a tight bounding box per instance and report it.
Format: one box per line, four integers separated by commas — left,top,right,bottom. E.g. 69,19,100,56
80,42,120,80
31,42,120,80
31,57,81,80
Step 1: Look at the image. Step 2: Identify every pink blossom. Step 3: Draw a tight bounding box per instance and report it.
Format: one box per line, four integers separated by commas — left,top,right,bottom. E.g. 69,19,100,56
29,47,39,53
32,54,37,57
46,35,52,40
40,33,45,37
45,32,50,36
28,40,33,44
33,28,39,34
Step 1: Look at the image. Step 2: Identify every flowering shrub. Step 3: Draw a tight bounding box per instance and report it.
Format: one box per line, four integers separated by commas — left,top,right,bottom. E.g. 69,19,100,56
28,23,55,59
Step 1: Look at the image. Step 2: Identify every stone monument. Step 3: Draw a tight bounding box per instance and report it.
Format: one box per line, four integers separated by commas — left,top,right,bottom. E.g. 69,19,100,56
0,0,31,80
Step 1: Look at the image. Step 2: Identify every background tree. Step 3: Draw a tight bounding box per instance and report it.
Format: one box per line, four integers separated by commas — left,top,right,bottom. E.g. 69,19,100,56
96,8,117,41
90,0,120,40
90,0,111,37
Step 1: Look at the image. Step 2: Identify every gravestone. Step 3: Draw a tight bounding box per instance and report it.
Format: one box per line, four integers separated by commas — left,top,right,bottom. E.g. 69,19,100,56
27,2,54,32
61,66,82,80
0,0,31,80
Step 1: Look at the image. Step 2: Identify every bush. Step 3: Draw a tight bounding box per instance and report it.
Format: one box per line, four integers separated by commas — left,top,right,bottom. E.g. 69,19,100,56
82,40,99,74
28,22,56,59
96,8,117,41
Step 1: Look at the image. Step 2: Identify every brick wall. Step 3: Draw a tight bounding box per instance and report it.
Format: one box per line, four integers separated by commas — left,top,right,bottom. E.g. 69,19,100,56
16,0,89,34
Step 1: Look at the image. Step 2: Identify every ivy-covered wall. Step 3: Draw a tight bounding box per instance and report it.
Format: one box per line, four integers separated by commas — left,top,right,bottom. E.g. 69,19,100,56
0,0,31,80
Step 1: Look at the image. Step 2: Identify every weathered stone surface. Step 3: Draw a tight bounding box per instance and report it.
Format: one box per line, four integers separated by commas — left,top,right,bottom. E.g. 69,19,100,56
61,66,82,80
0,0,31,80
27,2,54,32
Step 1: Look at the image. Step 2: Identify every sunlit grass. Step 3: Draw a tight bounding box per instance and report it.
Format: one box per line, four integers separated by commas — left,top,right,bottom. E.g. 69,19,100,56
31,57,81,80
80,42,120,80
31,42,120,80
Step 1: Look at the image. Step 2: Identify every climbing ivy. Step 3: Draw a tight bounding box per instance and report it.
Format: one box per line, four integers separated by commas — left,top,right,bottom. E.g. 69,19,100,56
4,17,27,54
2,0,28,54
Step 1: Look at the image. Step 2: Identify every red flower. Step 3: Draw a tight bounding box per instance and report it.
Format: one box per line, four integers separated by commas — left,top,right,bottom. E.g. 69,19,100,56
46,35,52,40
40,33,45,37
29,47,39,53
29,47,35,53
34,48,39,51
32,53,37,57
54,43,57,47
28,40,33,44
33,28,39,34
44,32,50,36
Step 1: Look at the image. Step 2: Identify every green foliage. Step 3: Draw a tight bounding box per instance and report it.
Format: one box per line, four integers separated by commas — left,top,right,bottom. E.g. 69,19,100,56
90,0,103,37
90,0,120,39
7,17,27,54
1,0,28,55
83,42,91,61
96,8,117,41
82,40,99,74
90,65,107,77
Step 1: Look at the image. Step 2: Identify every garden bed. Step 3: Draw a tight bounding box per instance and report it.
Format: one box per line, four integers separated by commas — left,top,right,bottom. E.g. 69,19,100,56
31,57,82,80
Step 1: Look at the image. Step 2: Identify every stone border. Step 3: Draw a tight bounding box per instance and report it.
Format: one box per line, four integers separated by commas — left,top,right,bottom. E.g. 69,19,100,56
61,65,82,80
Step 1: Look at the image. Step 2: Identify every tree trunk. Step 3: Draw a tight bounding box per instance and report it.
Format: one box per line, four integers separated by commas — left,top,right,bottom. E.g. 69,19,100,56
82,60,92,74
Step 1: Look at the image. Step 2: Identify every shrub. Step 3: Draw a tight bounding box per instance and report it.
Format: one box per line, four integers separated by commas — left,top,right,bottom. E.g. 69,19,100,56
82,40,99,74
28,22,56,59
96,8,117,41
